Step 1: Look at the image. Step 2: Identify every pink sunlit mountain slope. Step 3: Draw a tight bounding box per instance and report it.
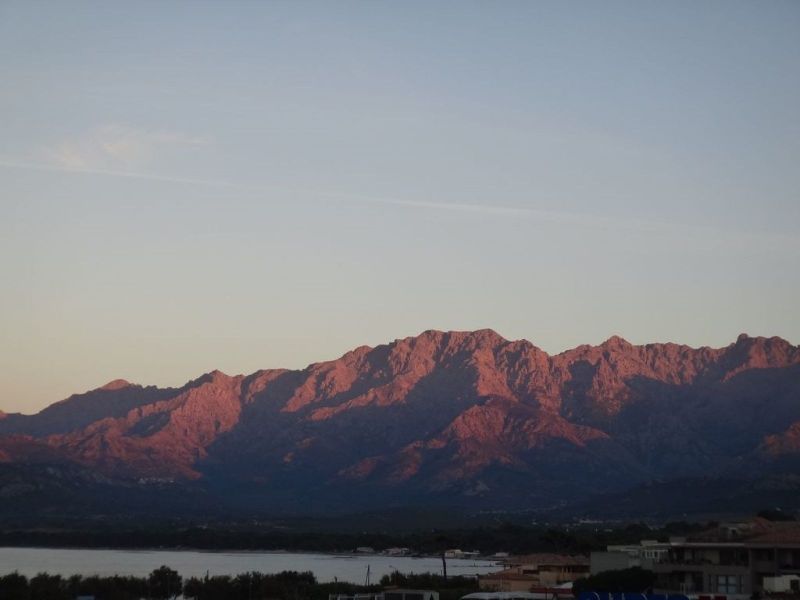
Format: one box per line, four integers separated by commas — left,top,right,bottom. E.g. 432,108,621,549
1,330,799,517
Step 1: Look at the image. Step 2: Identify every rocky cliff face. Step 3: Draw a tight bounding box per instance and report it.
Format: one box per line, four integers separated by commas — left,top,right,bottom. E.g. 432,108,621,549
1,330,799,514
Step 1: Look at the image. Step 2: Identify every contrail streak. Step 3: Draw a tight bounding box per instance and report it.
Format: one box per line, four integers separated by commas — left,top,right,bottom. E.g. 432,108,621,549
1,157,797,250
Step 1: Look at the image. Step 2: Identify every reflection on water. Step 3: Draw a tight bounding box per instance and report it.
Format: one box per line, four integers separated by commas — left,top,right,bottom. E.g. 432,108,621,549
0,547,500,584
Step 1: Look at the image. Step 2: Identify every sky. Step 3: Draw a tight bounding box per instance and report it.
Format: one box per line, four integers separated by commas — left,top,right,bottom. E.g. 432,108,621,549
1,1,799,413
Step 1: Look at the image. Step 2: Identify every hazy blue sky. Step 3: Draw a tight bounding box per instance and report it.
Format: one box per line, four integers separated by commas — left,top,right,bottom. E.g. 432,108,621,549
1,1,799,412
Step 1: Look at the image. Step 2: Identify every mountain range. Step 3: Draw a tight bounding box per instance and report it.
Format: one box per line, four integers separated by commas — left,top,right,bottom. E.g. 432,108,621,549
2,329,800,520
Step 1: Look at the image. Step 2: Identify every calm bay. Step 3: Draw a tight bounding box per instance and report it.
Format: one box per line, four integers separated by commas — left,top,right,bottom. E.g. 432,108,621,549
0,547,500,584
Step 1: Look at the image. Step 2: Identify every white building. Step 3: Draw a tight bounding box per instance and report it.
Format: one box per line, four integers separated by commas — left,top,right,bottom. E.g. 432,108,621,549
590,540,670,574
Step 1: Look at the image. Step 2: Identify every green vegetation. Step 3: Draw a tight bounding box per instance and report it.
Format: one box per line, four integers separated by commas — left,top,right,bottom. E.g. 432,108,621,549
572,568,656,594
0,569,477,600
1,571,153,600
0,520,709,555
757,508,796,522
0,518,713,599
380,572,477,600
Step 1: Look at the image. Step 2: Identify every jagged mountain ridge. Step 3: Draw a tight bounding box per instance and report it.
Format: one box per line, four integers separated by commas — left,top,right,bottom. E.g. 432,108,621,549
1,330,799,514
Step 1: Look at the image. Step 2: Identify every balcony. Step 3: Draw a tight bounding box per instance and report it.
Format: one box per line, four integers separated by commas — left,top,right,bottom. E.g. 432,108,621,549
652,561,749,577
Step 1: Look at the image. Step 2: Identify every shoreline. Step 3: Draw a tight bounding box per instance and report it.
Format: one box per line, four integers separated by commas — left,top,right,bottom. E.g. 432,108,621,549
0,545,498,562
0,547,501,584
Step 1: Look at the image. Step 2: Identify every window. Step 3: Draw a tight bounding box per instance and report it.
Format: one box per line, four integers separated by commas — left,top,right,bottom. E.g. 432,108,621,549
754,549,774,561
716,575,740,594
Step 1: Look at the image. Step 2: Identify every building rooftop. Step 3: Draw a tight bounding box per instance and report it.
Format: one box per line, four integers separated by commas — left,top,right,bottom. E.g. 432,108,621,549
504,554,589,567
481,568,538,582
686,518,800,545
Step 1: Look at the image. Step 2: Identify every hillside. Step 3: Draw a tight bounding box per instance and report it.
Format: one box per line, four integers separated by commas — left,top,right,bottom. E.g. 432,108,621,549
1,330,799,518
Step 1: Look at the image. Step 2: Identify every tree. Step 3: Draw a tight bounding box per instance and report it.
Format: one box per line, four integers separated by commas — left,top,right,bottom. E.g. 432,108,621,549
542,528,577,553
29,573,68,600
148,566,182,600
183,576,204,600
572,568,656,595
757,509,796,522
0,572,29,600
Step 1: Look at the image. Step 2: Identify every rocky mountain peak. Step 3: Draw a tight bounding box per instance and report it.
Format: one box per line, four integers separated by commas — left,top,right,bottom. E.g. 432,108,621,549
97,379,132,391
601,334,632,349
0,330,797,514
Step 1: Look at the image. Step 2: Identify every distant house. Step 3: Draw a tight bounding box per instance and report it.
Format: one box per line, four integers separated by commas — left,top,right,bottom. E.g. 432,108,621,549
589,518,800,598
763,574,800,593
384,589,439,600
446,549,465,558
446,549,480,559
590,539,670,574
330,590,438,600
462,592,573,600
479,554,590,591
329,594,382,600
651,519,800,597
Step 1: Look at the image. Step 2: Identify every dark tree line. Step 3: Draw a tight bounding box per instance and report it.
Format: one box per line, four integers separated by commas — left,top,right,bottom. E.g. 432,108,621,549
380,572,477,600
0,566,180,600
0,520,709,556
572,568,656,595
0,568,477,600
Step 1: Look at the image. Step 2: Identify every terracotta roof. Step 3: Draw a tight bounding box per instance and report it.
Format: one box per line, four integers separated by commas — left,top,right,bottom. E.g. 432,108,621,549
687,519,800,545
505,554,589,566
747,526,800,545
481,569,538,581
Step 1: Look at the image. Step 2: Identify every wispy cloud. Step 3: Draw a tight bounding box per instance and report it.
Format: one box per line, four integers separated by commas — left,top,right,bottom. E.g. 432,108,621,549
0,156,243,189
364,197,615,226
0,142,796,252
334,196,799,251
42,124,208,171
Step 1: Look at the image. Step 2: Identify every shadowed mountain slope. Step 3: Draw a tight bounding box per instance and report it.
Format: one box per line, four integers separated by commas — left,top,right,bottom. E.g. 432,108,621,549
1,330,798,515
